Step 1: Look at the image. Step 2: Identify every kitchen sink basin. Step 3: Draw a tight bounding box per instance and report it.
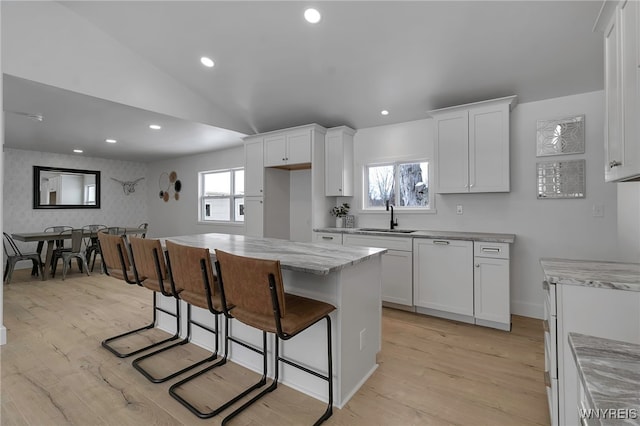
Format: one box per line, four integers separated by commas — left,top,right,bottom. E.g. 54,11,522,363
358,228,416,234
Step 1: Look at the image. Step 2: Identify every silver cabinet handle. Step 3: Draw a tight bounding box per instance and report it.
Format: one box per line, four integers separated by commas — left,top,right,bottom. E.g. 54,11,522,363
322,236,334,240
481,247,500,253
609,160,622,168
542,280,549,291
475,264,480,268
338,188,342,192
260,189,263,193
433,240,450,245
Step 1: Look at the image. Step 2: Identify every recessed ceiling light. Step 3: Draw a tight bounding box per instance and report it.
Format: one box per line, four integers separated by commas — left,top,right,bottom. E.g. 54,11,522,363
105,139,117,144
149,124,162,130
304,8,321,24
200,56,215,68
73,149,83,153
381,110,389,116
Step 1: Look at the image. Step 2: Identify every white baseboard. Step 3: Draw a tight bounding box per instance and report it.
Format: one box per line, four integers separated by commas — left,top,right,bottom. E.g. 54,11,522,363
512,301,543,319
0,325,6,345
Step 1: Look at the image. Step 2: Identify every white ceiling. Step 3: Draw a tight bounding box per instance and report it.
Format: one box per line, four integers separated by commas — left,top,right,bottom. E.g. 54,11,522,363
3,1,605,163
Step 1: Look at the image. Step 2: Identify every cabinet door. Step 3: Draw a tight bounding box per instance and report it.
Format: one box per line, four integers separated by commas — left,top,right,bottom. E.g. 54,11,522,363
469,103,510,192
474,257,510,325
244,139,264,196
286,129,312,165
325,132,345,196
413,239,473,315
264,134,287,167
435,110,469,193
605,13,622,181
382,249,413,306
244,197,264,237
619,0,640,180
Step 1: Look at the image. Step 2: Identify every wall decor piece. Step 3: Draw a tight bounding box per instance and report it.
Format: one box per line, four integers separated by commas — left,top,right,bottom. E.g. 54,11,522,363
111,177,144,195
158,171,181,202
537,159,585,199
536,115,585,156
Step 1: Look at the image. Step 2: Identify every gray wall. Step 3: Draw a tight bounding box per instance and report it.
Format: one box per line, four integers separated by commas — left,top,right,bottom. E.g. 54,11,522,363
349,91,619,319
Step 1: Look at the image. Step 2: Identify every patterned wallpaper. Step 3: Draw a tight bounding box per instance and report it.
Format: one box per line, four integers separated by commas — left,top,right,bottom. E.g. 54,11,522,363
3,148,148,254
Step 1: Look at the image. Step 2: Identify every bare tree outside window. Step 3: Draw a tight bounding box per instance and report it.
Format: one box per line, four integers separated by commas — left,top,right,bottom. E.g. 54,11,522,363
366,161,430,209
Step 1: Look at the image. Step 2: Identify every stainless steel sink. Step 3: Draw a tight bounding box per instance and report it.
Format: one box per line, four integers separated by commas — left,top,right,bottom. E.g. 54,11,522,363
358,228,416,234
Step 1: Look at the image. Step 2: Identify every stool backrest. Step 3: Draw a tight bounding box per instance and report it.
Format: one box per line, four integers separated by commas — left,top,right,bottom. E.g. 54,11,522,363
67,229,84,253
97,231,132,282
129,236,167,286
165,240,216,298
214,249,286,318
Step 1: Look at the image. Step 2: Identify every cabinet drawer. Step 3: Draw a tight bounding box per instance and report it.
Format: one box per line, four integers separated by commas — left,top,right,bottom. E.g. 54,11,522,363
344,234,412,252
313,232,343,245
474,242,509,259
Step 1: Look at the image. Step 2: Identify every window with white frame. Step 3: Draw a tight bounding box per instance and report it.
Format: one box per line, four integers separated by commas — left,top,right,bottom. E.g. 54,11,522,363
200,168,245,222
364,161,431,209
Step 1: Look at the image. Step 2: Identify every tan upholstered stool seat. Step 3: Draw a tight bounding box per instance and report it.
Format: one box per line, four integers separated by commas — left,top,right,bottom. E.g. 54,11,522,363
233,293,334,336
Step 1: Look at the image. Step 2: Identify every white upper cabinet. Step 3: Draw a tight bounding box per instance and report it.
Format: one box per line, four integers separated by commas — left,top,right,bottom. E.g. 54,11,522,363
598,0,640,182
264,128,312,168
244,137,264,196
325,126,356,196
429,95,517,193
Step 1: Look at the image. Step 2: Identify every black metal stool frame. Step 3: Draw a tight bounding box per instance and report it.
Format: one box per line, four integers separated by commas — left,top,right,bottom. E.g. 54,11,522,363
132,256,222,384
168,259,269,418
218,271,334,426
100,239,181,358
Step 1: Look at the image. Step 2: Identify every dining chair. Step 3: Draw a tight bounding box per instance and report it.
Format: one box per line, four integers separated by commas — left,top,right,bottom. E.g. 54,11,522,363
82,224,107,272
42,225,72,274
3,232,44,284
98,232,178,358
137,223,149,238
52,229,90,280
213,249,336,425
132,240,223,384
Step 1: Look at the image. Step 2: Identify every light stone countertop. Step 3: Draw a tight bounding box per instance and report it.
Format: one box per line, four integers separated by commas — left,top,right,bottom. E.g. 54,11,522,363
314,227,515,243
540,258,640,292
165,233,387,276
569,333,640,425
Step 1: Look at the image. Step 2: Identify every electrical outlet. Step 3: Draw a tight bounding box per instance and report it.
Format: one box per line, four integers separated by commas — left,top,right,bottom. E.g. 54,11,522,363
456,205,463,215
592,204,605,217
359,329,366,351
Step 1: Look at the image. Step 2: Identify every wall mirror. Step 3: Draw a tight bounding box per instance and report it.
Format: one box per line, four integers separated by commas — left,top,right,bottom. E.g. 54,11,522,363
33,166,101,209
536,159,585,199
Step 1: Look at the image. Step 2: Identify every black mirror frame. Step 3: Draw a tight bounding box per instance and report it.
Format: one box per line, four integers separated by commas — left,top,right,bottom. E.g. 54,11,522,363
33,166,101,209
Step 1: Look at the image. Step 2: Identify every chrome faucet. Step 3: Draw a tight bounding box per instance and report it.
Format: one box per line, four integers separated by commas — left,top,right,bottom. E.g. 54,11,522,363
386,200,398,229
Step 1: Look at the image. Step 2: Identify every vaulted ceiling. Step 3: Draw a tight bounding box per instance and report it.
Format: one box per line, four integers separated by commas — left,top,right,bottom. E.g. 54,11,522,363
3,1,605,162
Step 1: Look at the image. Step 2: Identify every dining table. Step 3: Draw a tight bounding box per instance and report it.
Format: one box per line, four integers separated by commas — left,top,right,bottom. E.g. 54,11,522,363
11,227,143,279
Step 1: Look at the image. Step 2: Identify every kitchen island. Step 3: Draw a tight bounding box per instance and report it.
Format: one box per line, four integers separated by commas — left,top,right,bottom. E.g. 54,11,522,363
540,258,640,426
157,233,387,408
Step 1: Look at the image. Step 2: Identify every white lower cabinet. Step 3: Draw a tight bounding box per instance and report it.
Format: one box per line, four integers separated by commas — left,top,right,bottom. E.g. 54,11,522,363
244,197,264,237
413,238,474,321
343,234,413,308
544,279,640,426
473,242,510,330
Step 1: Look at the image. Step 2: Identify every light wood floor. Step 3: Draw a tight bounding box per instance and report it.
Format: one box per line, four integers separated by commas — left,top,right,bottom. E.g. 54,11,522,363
1,268,549,426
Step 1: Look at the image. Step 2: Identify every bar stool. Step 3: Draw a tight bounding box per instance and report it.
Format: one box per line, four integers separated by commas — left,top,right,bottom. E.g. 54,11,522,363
98,232,180,358
132,239,222,384
167,241,269,418
214,249,336,426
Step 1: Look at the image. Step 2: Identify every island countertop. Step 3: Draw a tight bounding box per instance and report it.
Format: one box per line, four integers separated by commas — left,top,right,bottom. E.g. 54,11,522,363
165,233,387,276
540,258,640,292
569,332,640,425
314,227,515,243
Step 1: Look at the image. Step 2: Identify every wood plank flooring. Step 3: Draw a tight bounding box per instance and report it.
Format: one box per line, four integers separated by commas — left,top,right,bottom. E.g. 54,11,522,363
1,269,549,425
